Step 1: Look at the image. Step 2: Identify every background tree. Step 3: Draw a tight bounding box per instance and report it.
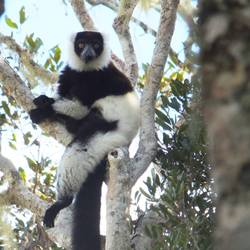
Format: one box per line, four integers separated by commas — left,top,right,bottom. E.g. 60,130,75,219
0,0,217,249
200,0,250,249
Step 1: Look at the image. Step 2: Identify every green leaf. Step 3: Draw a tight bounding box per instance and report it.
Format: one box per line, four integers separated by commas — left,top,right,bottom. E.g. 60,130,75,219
168,97,180,112
25,34,43,53
44,58,52,69
49,63,56,72
5,16,18,29
156,117,172,131
18,167,26,182
53,46,61,63
23,132,32,145
25,156,40,172
44,173,52,186
12,133,17,142
26,33,36,49
19,6,26,24
9,141,17,150
0,114,7,126
35,37,43,51
155,108,171,125
1,101,11,117
139,188,152,200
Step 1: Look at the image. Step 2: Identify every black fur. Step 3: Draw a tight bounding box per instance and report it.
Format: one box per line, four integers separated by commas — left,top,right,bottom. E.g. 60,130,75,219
43,196,73,228
33,95,55,107
57,62,133,107
74,31,104,62
73,108,117,143
30,62,132,129
72,159,106,250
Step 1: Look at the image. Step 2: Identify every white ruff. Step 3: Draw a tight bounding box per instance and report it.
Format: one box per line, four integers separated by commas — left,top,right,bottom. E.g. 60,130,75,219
67,32,111,72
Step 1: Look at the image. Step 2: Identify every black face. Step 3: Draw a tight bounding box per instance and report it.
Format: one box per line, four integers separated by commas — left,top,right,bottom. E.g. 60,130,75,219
74,31,104,63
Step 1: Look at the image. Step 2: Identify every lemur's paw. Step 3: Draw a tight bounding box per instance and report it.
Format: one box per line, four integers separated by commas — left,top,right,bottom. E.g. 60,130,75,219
29,108,50,124
33,95,55,108
43,207,57,228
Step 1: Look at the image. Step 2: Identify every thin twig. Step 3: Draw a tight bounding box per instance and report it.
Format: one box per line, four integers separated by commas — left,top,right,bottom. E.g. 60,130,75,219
113,0,139,85
69,0,96,30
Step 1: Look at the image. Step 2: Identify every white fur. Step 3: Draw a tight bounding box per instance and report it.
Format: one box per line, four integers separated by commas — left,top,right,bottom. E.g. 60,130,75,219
93,92,140,143
67,32,111,72
52,98,89,119
55,124,74,146
56,91,140,198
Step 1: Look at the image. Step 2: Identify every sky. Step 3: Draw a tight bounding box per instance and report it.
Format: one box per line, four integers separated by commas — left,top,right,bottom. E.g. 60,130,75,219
1,0,189,64
0,0,190,236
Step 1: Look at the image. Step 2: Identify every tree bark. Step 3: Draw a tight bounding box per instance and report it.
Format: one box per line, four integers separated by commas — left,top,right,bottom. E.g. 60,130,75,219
106,149,132,250
200,1,250,249
132,0,179,186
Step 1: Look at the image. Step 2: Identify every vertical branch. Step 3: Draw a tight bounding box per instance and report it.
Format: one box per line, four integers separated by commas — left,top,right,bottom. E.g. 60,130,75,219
200,1,250,249
106,149,132,250
69,0,96,30
113,0,139,84
132,0,179,186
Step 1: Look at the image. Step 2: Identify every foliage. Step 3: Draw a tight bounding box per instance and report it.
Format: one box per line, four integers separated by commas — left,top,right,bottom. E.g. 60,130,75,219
136,57,215,249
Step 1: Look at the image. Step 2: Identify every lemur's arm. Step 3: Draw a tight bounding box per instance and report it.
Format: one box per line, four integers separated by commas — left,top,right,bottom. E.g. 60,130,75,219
29,94,88,125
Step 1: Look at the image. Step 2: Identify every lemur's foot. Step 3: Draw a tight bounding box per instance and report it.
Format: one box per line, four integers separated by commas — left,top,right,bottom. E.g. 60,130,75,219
43,206,57,228
33,95,55,108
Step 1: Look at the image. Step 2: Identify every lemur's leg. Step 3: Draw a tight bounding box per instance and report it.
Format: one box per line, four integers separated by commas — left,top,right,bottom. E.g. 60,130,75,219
43,196,73,228
46,107,117,138
43,109,117,228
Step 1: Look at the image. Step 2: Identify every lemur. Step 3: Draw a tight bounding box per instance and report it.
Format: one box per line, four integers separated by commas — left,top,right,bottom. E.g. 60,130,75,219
30,31,140,250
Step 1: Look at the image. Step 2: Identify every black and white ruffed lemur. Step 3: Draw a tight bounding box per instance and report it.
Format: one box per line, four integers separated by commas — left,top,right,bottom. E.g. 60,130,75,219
29,31,140,250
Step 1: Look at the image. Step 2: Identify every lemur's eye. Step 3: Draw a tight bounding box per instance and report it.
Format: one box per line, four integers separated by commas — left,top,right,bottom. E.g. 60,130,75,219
77,40,85,49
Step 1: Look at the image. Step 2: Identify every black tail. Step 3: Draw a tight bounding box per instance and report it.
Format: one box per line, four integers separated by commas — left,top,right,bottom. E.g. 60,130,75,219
72,159,106,250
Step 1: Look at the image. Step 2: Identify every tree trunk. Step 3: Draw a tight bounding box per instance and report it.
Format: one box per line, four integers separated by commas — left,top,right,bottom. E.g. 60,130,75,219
200,1,250,249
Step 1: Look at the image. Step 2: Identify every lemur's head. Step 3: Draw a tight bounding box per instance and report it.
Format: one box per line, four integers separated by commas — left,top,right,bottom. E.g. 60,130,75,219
68,31,111,72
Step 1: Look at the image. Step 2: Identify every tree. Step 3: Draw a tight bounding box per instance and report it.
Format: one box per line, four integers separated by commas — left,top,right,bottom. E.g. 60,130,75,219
0,0,214,249
200,0,250,249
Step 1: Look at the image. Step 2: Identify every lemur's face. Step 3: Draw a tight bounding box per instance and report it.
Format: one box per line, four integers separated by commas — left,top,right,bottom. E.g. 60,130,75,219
74,31,104,63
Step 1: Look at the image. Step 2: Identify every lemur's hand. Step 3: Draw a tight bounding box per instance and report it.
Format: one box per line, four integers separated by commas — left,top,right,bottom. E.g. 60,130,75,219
33,95,55,108
30,95,55,124
29,106,55,124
